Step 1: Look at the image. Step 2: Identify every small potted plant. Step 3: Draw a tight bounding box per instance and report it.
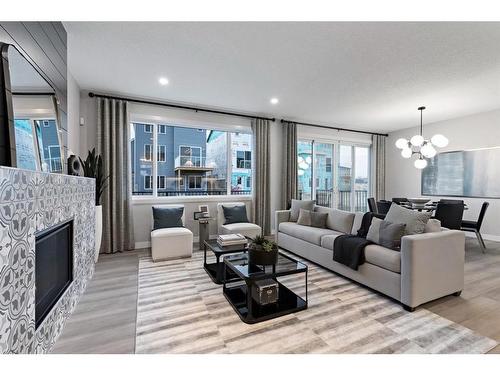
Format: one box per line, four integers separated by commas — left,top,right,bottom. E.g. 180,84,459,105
249,235,279,266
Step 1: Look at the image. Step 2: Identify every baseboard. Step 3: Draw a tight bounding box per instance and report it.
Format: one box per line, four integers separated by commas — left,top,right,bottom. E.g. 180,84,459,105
464,232,500,242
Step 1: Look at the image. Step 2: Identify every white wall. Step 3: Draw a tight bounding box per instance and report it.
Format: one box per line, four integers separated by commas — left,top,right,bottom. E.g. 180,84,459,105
386,108,500,240
67,73,81,155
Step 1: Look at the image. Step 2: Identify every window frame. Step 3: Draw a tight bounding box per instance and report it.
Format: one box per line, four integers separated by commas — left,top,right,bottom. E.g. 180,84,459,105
144,124,153,133
157,175,166,189
158,124,167,134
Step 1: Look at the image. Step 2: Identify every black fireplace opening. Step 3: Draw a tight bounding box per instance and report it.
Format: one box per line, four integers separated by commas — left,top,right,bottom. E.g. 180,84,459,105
35,219,74,329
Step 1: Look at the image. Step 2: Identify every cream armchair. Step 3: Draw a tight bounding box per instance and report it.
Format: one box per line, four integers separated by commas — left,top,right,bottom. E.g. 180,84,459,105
151,204,193,262
216,202,261,239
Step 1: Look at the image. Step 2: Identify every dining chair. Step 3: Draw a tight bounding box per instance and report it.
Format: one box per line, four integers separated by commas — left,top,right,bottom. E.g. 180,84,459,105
461,202,489,252
367,197,378,213
434,202,465,230
376,201,392,215
392,198,409,205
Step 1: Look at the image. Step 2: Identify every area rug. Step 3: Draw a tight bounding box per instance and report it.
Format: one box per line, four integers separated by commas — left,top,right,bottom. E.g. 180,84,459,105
135,250,497,354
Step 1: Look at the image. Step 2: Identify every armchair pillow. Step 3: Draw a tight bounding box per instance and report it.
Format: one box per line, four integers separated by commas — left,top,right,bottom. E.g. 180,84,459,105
384,202,431,235
290,199,315,222
222,204,249,224
153,206,184,230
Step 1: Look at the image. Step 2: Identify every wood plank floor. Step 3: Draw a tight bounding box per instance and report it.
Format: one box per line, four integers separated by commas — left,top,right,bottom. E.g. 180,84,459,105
51,239,500,354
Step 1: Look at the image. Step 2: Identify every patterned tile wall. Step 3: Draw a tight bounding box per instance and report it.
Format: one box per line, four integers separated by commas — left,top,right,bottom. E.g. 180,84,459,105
0,166,95,353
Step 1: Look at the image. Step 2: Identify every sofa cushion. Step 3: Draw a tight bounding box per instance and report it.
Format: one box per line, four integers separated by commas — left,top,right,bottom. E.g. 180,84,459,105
279,222,335,246
378,221,406,250
364,244,401,273
314,206,355,233
297,209,328,228
320,233,344,250
424,218,442,233
384,202,432,235
290,199,315,222
351,212,365,235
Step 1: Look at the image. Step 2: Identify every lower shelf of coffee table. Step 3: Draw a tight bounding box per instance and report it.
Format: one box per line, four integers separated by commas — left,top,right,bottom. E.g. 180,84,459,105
223,281,307,324
204,262,239,284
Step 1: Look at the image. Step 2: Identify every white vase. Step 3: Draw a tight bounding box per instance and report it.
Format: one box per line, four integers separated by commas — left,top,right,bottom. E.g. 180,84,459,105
95,205,103,263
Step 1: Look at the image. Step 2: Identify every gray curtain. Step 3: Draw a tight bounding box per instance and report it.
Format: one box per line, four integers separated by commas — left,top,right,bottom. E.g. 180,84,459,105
251,118,271,236
371,134,386,201
282,121,298,209
97,98,134,254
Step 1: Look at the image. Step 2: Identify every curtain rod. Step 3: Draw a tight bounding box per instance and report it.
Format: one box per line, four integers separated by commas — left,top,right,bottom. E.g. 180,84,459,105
88,92,275,122
281,119,389,137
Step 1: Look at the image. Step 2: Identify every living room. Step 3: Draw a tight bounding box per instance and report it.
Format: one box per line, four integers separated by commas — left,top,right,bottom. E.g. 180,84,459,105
1,1,500,373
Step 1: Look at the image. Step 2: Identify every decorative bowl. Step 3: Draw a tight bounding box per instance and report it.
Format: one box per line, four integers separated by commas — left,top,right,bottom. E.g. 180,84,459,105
407,198,431,208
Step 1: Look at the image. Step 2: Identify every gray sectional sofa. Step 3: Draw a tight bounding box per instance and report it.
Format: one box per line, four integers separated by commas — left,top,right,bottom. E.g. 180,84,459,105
275,205,465,311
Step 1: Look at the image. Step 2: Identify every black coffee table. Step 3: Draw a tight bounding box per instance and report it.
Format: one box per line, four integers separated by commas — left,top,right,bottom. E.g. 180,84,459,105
203,239,248,284
222,252,308,324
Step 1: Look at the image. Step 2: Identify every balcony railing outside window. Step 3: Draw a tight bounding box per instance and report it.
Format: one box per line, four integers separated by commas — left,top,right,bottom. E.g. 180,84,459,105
299,189,368,212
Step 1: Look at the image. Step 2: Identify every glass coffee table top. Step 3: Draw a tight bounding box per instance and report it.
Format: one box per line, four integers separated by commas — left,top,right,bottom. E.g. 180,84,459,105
224,252,307,280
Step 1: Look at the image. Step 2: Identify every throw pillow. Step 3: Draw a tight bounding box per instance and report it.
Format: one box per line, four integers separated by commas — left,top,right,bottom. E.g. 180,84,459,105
290,199,315,222
152,206,184,230
384,203,432,235
222,205,249,224
378,221,406,250
424,218,442,233
297,208,312,226
311,211,328,228
366,217,383,243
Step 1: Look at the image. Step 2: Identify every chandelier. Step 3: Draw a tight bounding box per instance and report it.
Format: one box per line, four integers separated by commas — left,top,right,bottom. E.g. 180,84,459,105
395,106,449,169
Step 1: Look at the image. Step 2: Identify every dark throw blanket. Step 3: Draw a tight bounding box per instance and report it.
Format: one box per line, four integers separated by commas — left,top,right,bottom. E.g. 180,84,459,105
333,235,373,270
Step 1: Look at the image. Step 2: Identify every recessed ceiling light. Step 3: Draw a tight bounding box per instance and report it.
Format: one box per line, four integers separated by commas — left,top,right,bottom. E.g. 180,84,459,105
270,97,279,105
158,77,169,85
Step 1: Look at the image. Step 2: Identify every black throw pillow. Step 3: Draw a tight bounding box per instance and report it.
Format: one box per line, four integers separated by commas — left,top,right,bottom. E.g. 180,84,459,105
222,205,249,224
152,206,184,230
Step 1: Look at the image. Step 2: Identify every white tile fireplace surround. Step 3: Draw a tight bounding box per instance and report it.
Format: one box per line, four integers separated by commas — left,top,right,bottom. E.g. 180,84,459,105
0,167,95,353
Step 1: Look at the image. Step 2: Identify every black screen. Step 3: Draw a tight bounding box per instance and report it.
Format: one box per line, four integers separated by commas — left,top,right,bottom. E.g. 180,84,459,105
35,220,73,328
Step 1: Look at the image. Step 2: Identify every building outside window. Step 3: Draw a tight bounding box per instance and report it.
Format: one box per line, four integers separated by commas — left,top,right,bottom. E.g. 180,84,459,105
130,122,252,197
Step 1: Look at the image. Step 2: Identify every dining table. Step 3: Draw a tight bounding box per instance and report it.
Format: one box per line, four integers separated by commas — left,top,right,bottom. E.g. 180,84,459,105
400,202,469,212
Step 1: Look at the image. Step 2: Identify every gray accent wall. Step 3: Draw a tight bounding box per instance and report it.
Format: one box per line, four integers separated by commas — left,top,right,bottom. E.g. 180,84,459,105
0,166,95,353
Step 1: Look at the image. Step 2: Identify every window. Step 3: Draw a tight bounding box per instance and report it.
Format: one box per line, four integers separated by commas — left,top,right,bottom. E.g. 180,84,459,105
236,150,251,169
179,145,201,167
157,145,166,162
144,144,153,161
157,175,166,189
144,175,152,190
130,123,253,197
130,123,153,196
231,132,252,195
188,176,202,189
43,120,50,127
297,139,370,212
